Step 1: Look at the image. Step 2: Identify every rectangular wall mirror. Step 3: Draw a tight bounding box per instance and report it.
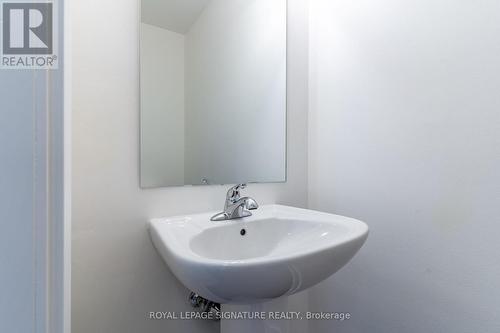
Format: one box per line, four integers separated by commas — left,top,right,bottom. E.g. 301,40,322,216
140,0,287,187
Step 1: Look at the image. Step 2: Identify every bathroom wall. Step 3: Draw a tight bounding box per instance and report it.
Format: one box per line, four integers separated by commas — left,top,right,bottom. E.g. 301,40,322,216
308,0,500,332
72,1,308,333
184,0,287,184
140,23,185,187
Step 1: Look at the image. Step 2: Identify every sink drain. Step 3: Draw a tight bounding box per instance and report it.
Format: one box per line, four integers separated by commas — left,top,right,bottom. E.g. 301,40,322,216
240,229,246,236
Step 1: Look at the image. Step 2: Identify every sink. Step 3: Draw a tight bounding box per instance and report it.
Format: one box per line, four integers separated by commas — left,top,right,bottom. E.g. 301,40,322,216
149,204,368,304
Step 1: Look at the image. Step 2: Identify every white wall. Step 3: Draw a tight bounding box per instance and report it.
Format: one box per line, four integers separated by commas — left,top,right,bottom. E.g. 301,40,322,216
141,23,185,187
72,1,308,333
308,0,500,332
184,0,287,185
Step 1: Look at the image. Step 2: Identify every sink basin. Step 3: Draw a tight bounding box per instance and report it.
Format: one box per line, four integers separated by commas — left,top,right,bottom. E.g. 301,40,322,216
149,205,368,304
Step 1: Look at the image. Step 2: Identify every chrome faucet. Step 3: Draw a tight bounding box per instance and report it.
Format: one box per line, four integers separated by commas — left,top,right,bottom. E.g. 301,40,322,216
210,184,259,221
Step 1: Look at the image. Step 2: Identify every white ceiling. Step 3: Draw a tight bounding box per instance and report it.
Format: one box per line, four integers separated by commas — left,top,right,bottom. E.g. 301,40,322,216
141,0,210,34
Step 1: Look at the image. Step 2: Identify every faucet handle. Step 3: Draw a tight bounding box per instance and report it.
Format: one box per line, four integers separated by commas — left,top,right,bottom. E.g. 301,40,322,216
226,183,247,203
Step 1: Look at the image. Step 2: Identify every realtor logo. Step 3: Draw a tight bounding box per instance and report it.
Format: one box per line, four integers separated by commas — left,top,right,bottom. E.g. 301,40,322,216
1,0,58,69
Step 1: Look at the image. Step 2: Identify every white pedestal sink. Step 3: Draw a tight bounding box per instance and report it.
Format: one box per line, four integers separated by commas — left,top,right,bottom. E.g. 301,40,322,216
149,205,368,332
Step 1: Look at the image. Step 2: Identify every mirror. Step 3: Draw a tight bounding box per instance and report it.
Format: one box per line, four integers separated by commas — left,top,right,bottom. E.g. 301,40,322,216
140,0,287,187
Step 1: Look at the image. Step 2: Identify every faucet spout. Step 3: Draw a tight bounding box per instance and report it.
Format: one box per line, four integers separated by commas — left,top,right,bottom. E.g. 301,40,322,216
240,197,258,210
